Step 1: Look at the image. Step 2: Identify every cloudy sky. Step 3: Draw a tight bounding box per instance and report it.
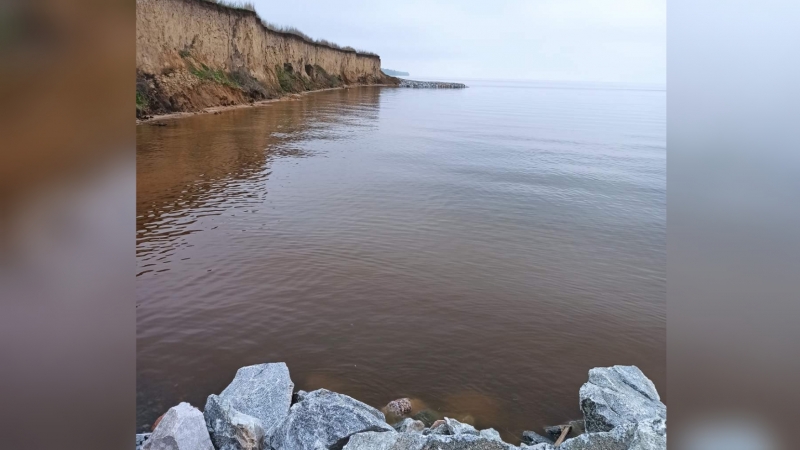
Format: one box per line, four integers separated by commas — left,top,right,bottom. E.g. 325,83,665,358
249,0,666,84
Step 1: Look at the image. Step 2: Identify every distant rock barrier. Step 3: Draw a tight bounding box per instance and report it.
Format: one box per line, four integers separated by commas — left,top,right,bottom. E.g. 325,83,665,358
136,364,666,450
398,79,467,89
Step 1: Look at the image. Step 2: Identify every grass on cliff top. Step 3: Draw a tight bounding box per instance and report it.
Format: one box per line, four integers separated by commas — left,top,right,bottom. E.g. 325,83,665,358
199,0,377,56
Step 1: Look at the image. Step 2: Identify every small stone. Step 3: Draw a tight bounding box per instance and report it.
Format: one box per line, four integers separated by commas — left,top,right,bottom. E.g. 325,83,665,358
294,390,308,403
143,402,213,450
521,430,553,445
543,426,563,440
386,398,413,416
394,418,426,433
136,433,152,450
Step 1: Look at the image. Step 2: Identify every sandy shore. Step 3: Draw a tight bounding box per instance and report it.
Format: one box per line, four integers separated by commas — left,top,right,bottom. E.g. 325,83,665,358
136,84,398,125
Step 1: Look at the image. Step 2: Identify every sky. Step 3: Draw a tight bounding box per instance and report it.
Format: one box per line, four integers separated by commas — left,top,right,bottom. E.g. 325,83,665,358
248,0,666,84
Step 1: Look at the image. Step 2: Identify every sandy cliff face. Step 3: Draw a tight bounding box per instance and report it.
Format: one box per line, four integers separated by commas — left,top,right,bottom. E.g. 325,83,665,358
136,0,396,118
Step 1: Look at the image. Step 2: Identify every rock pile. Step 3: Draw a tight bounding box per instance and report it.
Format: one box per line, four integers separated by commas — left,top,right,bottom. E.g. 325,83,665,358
137,364,665,450
398,80,467,89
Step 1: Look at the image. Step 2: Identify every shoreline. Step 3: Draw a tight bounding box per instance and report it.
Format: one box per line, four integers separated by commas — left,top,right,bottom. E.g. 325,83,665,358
136,364,666,450
136,84,399,125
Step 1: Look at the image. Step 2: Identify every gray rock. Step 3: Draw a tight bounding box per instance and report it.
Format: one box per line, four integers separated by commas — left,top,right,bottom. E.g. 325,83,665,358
443,418,480,436
143,402,214,450
398,80,467,89
421,434,509,450
204,394,266,450
136,433,152,450
579,366,666,433
386,398,413,416
343,431,427,450
558,418,666,450
521,430,553,445
218,363,294,439
543,426,563,440
295,390,309,403
478,428,501,441
520,445,555,450
394,418,426,433
270,389,394,450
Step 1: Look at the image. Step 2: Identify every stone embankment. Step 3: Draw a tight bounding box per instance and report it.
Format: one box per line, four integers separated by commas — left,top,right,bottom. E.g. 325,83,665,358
136,364,666,450
398,80,467,89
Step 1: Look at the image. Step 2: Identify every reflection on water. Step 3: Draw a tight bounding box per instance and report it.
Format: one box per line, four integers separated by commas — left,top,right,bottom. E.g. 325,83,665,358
136,82,665,443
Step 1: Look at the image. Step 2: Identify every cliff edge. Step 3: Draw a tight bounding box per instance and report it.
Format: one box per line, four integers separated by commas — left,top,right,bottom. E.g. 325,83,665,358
136,0,398,119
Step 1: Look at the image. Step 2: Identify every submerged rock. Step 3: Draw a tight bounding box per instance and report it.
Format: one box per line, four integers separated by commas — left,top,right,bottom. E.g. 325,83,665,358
204,394,265,450
217,362,294,439
543,426,563,440
579,365,666,433
394,418,426,433
269,389,394,450
143,402,214,450
386,398,413,416
412,410,440,427
521,430,553,445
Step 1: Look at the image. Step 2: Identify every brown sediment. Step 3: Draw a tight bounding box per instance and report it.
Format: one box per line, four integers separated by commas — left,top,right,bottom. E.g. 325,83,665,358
135,0,398,120
136,84,396,124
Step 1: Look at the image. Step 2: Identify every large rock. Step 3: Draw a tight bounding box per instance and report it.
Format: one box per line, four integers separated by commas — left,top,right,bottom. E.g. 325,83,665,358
558,418,666,450
217,363,294,439
204,394,266,450
142,402,214,450
343,431,427,450
427,417,480,436
579,366,666,433
270,389,395,450
421,434,510,450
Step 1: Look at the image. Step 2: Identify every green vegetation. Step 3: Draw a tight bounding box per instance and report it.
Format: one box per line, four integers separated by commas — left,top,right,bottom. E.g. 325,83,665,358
201,0,254,11
275,66,296,92
189,63,241,89
136,91,147,111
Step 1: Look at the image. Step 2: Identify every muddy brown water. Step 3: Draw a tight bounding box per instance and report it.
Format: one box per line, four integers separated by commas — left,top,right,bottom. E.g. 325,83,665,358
136,81,665,443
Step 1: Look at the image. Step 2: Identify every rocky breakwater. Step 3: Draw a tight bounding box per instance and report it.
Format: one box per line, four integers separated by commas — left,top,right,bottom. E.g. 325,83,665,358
136,364,665,450
398,80,467,89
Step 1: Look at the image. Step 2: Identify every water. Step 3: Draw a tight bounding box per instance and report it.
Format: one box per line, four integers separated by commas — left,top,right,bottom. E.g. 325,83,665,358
136,80,665,442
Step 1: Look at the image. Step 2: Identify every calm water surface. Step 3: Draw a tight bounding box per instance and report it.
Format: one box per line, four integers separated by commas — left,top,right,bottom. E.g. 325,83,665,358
136,80,665,442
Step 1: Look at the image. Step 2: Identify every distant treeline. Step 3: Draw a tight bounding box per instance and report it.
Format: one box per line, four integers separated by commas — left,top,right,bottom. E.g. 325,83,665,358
381,68,409,76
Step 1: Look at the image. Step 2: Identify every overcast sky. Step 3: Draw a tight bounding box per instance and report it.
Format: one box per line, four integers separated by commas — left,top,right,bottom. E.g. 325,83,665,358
249,0,665,84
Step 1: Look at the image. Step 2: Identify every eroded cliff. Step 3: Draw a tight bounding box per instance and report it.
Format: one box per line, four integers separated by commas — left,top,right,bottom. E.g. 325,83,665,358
136,0,397,118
